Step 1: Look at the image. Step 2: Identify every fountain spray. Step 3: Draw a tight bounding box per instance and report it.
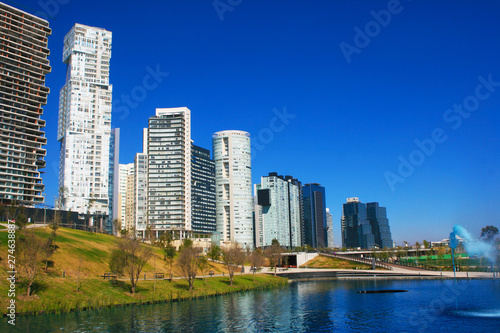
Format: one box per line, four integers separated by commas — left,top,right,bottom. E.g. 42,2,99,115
450,225,497,278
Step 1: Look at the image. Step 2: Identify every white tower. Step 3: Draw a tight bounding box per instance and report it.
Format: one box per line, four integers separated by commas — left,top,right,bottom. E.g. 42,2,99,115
213,130,253,248
58,23,112,214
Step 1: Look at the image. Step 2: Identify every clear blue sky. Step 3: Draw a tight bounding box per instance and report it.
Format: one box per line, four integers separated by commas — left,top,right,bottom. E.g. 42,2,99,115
11,0,500,245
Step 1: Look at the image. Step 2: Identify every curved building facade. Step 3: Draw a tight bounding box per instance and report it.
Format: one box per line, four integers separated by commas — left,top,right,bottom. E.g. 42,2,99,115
213,130,253,248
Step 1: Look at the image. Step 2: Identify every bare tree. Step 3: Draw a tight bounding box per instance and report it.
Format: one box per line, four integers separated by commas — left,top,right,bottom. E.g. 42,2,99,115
248,248,265,282
17,230,44,296
177,245,202,290
221,243,245,286
110,238,153,293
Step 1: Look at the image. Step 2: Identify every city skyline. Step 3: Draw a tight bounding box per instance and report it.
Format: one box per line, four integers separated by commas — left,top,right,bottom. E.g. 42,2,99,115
8,0,500,244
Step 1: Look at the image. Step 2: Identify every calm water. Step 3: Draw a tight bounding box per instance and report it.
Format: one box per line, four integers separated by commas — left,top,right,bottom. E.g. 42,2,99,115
4,279,500,332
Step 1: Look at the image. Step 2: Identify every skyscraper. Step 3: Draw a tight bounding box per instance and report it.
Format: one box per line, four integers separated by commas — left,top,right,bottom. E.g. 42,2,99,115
0,3,51,205
108,128,120,233
133,152,148,237
58,23,112,215
341,197,375,249
302,183,327,248
326,208,334,248
213,130,253,248
366,202,393,248
191,144,216,234
147,107,191,238
254,173,302,248
118,163,133,231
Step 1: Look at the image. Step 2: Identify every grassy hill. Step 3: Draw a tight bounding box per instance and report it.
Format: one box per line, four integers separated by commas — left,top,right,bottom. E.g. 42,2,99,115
301,255,373,269
0,227,286,315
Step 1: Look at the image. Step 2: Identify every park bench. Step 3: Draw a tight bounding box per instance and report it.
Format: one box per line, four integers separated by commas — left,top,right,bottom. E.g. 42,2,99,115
101,272,117,279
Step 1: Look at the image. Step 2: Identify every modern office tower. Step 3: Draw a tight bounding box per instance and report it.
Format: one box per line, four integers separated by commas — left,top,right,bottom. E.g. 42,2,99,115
148,107,191,238
366,202,393,248
213,130,253,249
326,208,334,248
254,173,302,248
0,3,51,205
58,23,112,215
118,163,133,230
133,153,148,237
191,144,216,234
341,197,374,249
107,128,120,233
302,183,327,248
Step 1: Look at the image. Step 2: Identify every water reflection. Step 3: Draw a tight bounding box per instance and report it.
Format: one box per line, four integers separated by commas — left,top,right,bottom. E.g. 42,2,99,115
5,279,500,332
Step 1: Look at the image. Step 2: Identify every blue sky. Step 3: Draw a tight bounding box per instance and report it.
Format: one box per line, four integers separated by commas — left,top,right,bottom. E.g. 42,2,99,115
10,0,500,245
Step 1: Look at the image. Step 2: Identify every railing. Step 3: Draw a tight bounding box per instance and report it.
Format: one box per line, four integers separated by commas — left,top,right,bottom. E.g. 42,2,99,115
321,253,392,270
397,260,498,272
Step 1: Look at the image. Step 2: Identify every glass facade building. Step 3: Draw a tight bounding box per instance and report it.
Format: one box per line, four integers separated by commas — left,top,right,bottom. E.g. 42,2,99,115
255,173,302,248
326,208,334,248
191,144,216,234
107,128,119,233
366,202,393,248
341,197,375,249
302,183,327,248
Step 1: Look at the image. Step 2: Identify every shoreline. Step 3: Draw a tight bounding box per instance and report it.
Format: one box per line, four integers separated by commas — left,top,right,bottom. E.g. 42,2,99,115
3,275,288,317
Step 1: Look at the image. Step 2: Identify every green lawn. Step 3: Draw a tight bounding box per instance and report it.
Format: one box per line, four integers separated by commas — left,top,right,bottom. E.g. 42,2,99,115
0,227,287,315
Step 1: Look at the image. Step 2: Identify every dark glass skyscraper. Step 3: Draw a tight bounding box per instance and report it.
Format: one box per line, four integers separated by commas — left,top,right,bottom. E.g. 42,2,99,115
366,202,393,248
191,144,216,234
341,197,375,249
107,128,120,234
302,183,327,248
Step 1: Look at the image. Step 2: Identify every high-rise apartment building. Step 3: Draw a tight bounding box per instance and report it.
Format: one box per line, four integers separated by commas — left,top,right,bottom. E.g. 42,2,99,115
213,130,253,248
191,144,216,234
326,208,334,248
302,183,327,248
254,173,302,248
147,107,191,238
125,163,135,231
133,152,148,236
341,197,375,249
366,202,393,248
117,163,133,230
0,3,51,205
58,23,112,215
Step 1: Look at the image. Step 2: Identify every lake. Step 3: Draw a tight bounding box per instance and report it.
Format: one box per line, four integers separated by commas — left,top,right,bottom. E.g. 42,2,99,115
5,278,500,332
